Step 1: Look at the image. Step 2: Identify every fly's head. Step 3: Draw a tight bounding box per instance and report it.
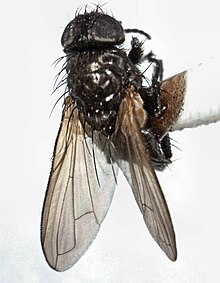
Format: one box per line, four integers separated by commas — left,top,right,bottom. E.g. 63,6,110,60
61,12,125,52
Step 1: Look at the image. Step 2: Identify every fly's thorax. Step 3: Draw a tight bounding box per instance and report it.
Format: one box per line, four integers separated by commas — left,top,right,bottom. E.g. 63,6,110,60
66,48,142,135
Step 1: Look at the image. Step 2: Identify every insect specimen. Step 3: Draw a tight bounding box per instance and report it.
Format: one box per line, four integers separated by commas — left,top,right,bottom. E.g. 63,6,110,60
41,6,186,271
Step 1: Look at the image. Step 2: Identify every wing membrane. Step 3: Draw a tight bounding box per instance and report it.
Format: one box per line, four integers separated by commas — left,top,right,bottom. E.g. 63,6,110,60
112,87,177,261
41,96,118,271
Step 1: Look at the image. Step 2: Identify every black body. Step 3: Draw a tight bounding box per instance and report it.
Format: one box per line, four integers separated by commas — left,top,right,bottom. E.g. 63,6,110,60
65,48,142,135
61,11,171,169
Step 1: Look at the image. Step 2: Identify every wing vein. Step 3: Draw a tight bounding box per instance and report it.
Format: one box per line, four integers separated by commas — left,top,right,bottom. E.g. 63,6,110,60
82,134,100,225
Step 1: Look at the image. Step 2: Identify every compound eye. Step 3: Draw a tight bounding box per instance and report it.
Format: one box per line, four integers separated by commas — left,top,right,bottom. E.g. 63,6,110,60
91,14,125,44
61,21,75,49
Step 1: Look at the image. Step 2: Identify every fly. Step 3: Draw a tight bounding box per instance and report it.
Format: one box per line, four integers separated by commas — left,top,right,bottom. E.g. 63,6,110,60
41,5,186,271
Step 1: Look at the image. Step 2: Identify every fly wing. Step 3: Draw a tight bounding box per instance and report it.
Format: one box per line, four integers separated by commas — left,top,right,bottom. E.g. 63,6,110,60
41,96,118,271
112,87,177,261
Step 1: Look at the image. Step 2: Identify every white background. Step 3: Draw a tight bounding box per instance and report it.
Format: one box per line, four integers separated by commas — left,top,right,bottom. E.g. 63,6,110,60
1,0,220,282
